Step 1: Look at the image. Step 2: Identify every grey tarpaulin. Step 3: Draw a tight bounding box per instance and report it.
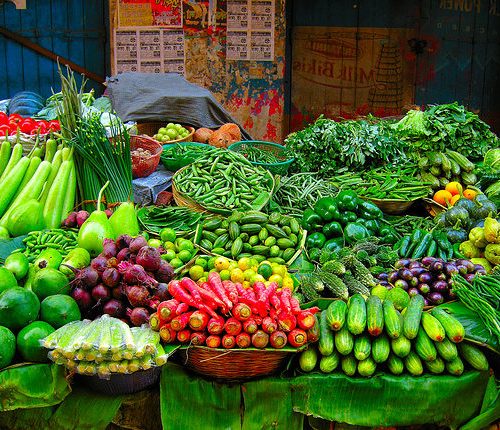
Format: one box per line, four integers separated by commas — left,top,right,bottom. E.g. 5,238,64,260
106,73,251,139
132,165,173,206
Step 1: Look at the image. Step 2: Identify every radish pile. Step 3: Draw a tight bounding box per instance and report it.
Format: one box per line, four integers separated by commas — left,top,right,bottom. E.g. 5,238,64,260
149,272,319,349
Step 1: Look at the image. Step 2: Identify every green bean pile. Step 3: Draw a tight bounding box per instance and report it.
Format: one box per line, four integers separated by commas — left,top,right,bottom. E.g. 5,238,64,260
137,206,203,236
236,145,290,164
161,143,213,159
21,228,78,262
173,149,274,214
384,214,435,237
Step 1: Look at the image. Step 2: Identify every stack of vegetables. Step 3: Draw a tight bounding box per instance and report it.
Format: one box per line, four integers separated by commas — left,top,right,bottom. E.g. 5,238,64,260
298,295,490,377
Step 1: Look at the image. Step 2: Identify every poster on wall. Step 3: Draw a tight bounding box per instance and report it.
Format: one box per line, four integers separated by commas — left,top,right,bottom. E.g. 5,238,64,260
226,0,274,61
118,0,183,27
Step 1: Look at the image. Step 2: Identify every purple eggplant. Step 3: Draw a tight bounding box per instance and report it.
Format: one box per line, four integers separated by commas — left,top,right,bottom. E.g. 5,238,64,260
475,268,487,276
408,261,422,269
431,260,444,272
409,276,419,288
432,280,448,293
464,273,476,283
436,273,448,282
456,264,468,275
410,267,427,277
444,263,459,277
448,289,457,300
408,287,420,297
428,291,444,305
378,280,390,287
421,256,437,267
398,268,413,281
423,298,430,306
395,259,411,269
394,279,409,290
388,271,399,284
418,283,431,294
377,273,389,281
418,272,433,284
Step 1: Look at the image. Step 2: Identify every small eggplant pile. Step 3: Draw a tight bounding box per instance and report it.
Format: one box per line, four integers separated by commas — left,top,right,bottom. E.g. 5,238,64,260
376,257,486,306
70,234,174,326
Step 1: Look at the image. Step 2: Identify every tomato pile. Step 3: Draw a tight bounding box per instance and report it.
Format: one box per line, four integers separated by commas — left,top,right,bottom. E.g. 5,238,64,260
0,113,60,137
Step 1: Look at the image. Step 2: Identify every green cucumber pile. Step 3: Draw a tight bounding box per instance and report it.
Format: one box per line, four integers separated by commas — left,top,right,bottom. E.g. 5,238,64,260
298,295,490,376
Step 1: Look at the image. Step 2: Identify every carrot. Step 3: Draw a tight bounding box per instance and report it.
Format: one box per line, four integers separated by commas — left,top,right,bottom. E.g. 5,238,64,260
306,314,320,343
289,294,302,315
159,324,176,344
207,316,225,335
296,310,316,330
279,288,292,314
288,328,307,348
269,308,278,321
149,313,162,331
235,332,251,348
222,334,236,349
253,281,267,317
243,318,258,334
251,330,269,349
270,331,288,349
269,294,281,314
224,317,242,336
157,299,179,321
232,302,251,321
262,316,277,334
199,283,225,309
206,335,221,348
170,311,194,331
208,272,233,310
278,312,297,332
177,329,191,343
260,282,278,314
176,302,189,315
190,332,207,346
253,315,263,326
168,281,198,308
223,280,239,304
189,310,209,331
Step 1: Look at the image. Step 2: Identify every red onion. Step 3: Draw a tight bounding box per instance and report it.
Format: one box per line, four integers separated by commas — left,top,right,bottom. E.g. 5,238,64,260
91,256,108,272
76,210,90,228
71,287,93,309
124,285,150,307
102,267,120,288
116,248,131,263
103,299,125,318
129,236,148,254
136,246,161,272
127,307,151,327
156,259,174,283
104,208,113,218
91,284,111,301
63,211,77,228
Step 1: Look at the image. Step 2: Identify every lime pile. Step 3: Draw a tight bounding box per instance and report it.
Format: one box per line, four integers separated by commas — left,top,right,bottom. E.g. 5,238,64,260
153,123,191,143
157,228,197,270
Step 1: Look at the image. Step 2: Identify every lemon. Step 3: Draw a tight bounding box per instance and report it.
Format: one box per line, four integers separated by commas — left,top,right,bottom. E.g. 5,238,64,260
228,261,239,271
243,268,256,281
282,275,294,290
207,257,217,270
170,258,184,269
238,257,251,271
371,285,388,300
268,274,283,287
198,277,207,284
219,269,231,281
195,257,208,270
189,265,205,281
257,263,273,279
230,268,245,283
272,264,287,278
161,249,176,262
177,250,193,263
214,256,230,271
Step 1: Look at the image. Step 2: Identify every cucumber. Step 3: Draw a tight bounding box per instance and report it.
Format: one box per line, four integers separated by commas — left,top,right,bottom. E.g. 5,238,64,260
415,327,438,362
319,351,340,373
366,295,384,337
404,351,423,376
403,294,425,340
446,356,464,376
421,312,446,342
346,294,366,335
387,354,404,375
318,311,334,356
430,308,465,343
240,223,262,235
239,212,268,225
335,326,354,356
353,334,371,361
357,356,377,377
265,224,288,239
425,356,445,374
383,300,402,339
372,334,390,364
391,336,411,358
325,300,347,331
341,354,357,376
298,346,318,372
459,343,489,371
435,337,458,361
228,222,240,240
203,219,222,231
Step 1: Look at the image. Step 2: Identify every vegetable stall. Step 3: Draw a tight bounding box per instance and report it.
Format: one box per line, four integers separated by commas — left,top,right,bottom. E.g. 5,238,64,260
0,67,498,430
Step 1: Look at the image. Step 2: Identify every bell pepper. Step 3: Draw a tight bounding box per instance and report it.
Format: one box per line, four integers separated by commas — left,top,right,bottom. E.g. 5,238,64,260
358,200,383,220
306,232,327,249
322,221,343,238
484,244,500,265
484,217,500,244
459,240,481,259
452,242,466,259
336,190,359,212
470,257,494,273
343,222,370,244
323,237,344,253
364,219,380,234
302,208,323,232
381,232,398,245
313,197,340,222
339,211,357,225
468,227,488,248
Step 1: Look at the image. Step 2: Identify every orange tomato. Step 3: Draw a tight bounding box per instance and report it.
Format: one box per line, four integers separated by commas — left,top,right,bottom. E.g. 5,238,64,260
450,194,461,206
445,181,463,196
463,189,478,200
433,189,453,206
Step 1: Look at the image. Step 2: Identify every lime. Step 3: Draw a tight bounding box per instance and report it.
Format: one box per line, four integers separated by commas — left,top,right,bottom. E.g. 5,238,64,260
177,239,194,253
257,263,273,280
195,257,208,270
0,226,9,240
4,252,29,281
0,267,17,294
371,285,388,300
177,249,193,263
162,249,176,262
214,256,230,271
170,258,184,270
219,269,231,281
167,123,175,129
228,261,239,272
269,245,280,258
40,294,81,329
238,257,251,271
166,129,178,140
207,257,217,270
0,326,15,369
148,238,162,248
163,241,176,251
243,268,255,282
188,265,205,281
158,127,167,134
160,228,177,243
268,274,283,287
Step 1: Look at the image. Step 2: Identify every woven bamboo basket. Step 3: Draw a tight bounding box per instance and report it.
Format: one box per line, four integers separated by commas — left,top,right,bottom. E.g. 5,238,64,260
178,346,293,382
136,122,195,144
360,196,420,215
422,198,447,217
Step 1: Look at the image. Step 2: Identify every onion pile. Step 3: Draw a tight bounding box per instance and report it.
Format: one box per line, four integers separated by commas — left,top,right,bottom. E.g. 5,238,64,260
70,234,174,326
376,257,486,306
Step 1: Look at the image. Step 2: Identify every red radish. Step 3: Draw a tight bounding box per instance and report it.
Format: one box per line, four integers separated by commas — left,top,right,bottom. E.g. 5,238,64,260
102,298,124,317
207,316,225,335
116,234,132,249
288,328,307,348
73,266,100,287
91,256,108,272
107,257,118,268
189,310,209,331
149,312,161,331
112,284,124,300
232,302,251,321
236,332,251,348
159,324,176,343
207,272,232,310
222,334,236,349
127,307,150,326
262,316,277,334
223,281,238,304
71,287,93,309
296,310,316,330
251,330,269,349
243,318,258,334
270,331,288,349
206,335,221,348
190,332,207,346
170,311,194,331
176,302,189,315
124,285,150,307
76,210,90,227
177,329,191,343
306,315,320,343
157,299,179,321
278,313,297,332
101,239,118,258
91,284,111,301
136,246,161,271
224,317,242,336
129,235,148,253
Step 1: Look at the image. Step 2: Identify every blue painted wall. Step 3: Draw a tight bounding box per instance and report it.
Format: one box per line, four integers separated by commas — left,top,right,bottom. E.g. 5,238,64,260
0,0,108,100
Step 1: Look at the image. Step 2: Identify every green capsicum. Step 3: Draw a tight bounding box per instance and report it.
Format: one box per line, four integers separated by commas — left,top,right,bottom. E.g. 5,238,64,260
306,232,327,249
343,222,370,244
313,197,340,222
339,211,358,225
364,219,380,234
322,221,343,238
336,190,359,212
323,237,344,253
302,208,323,232
357,200,383,220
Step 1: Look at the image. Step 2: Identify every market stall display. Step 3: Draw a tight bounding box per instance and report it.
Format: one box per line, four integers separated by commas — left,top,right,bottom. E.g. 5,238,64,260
0,66,498,430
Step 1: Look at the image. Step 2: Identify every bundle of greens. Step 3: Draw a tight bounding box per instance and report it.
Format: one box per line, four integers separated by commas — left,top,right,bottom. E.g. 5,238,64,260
393,103,498,161
285,115,405,177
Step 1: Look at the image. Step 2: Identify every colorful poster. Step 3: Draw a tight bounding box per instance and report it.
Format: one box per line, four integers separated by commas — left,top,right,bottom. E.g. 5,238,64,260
118,0,182,27
150,0,183,27
183,1,210,31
